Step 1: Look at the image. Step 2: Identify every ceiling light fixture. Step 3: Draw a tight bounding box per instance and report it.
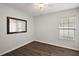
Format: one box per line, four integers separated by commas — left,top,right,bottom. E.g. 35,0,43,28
33,3,48,9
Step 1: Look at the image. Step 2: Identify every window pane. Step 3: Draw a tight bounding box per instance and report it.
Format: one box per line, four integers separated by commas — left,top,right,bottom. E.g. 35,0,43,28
16,21,26,31
18,29,22,31
17,21,22,28
10,19,16,32
69,30,74,39
64,23,68,28
63,17,68,23
69,16,75,23
69,23,75,28
59,30,63,39
63,30,69,39
17,28,26,32
21,21,26,28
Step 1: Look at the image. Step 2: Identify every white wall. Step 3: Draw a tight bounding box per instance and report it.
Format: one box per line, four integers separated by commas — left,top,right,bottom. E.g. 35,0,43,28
0,4,35,55
34,7,79,51
0,4,79,56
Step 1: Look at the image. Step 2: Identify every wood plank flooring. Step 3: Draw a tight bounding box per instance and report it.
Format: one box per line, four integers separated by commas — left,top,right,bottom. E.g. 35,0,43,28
3,41,79,56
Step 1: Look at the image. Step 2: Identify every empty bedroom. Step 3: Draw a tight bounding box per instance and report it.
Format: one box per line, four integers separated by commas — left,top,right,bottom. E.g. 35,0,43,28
0,3,79,56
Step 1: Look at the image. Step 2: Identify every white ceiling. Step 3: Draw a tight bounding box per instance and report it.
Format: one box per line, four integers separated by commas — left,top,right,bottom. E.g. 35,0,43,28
4,3,79,17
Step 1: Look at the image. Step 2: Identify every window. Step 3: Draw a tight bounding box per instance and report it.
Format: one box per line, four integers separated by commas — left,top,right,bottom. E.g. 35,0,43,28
7,16,27,34
59,16,76,40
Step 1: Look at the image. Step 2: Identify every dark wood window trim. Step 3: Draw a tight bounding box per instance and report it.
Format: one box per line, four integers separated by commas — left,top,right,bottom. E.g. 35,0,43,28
7,16,27,34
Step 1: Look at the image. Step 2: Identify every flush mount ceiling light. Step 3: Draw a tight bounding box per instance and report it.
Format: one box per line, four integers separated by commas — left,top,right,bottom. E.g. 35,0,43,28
33,3,48,9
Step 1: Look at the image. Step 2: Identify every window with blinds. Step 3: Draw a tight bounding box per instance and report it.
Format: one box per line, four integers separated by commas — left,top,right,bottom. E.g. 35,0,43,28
59,16,76,40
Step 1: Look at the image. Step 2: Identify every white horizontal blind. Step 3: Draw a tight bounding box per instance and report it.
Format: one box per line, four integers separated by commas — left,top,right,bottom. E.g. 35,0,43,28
10,19,17,32
59,15,76,40
16,21,26,32
10,19,26,32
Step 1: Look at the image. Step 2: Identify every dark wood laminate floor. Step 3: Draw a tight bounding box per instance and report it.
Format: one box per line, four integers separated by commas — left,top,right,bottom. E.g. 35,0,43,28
3,41,79,56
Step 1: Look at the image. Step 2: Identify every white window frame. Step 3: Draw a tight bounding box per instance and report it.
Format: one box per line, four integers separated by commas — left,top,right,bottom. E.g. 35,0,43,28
59,15,76,40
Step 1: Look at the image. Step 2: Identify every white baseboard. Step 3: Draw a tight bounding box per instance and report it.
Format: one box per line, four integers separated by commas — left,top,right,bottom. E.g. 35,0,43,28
0,40,33,56
35,40,79,51
1,40,79,56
